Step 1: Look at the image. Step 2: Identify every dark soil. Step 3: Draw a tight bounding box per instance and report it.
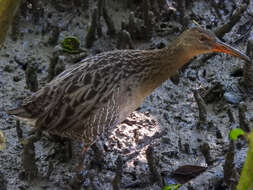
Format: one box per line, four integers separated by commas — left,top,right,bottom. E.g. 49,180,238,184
1,0,253,190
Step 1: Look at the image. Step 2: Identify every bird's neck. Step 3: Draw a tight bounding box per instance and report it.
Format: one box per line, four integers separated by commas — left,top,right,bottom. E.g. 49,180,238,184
139,43,193,97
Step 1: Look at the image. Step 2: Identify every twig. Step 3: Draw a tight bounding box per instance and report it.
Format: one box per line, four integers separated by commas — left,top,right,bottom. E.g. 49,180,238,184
117,29,134,49
45,161,54,179
226,105,235,124
223,141,239,189
25,63,38,92
112,156,123,190
239,102,250,132
103,4,116,36
142,0,153,38
21,132,41,181
48,26,60,46
215,4,248,38
243,39,253,98
97,0,104,37
146,145,163,187
200,143,213,166
200,3,248,63
16,120,23,141
47,52,59,82
85,8,98,48
90,142,105,170
193,89,207,127
233,21,253,44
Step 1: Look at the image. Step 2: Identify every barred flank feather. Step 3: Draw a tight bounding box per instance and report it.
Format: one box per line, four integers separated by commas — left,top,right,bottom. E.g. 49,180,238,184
7,107,33,118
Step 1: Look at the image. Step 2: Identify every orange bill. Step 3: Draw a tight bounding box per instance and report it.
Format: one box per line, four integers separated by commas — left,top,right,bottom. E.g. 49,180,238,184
212,40,250,62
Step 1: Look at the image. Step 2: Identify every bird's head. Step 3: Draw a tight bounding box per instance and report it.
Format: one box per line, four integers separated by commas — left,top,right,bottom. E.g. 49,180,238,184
177,27,250,62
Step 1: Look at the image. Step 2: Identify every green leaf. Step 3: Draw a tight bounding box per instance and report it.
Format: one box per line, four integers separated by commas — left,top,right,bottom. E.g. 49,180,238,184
229,128,245,141
61,36,81,54
162,184,181,190
0,0,21,44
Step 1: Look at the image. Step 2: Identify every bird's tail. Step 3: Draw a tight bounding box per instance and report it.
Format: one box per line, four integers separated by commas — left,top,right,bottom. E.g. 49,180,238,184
7,107,32,118
7,107,37,126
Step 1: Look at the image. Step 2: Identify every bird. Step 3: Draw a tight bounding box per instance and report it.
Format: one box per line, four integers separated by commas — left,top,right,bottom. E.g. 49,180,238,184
7,27,250,151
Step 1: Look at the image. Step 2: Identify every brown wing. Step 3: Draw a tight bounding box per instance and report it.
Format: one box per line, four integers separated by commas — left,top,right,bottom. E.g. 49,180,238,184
12,52,124,143
35,68,121,143
9,53,111,119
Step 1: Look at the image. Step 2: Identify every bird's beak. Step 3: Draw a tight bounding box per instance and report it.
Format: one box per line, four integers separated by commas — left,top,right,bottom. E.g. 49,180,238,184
212,40,250,62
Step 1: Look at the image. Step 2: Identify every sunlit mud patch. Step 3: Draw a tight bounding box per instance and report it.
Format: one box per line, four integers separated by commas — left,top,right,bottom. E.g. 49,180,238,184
108,111,161,153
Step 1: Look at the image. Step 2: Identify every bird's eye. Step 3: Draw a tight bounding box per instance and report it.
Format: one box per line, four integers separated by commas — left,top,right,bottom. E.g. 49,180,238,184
199,35,207,42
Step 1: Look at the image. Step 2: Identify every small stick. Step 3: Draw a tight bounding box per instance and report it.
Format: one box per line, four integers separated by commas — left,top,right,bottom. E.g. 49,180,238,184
226,105,235,124
143,0,154,37
239,102,250,132
21,132,41,181
48,26,60,46
16,120,23,141
243,39,253,97
146,145,163,187
25,63,38,92
223,141,239,189
193,89,207,126
85,8,98,48
117,29,134,49
103,5,116,36
45,161,54,179
128,12,136,38
97,0,104,37
200,3,248,63
47,52,59,82
91,142,105,170
200,143,213,166
215,4,248,38
112,156,123,190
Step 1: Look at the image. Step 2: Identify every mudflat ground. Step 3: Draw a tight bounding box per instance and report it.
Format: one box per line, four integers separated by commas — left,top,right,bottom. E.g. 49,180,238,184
0,0,253,189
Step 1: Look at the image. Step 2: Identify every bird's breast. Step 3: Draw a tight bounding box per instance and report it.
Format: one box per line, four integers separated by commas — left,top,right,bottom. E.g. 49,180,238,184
118,86,146,123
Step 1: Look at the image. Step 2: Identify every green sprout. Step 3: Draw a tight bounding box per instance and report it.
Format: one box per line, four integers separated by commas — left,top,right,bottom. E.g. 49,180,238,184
229,128,245,141
162,184,181,190
61,36,81,54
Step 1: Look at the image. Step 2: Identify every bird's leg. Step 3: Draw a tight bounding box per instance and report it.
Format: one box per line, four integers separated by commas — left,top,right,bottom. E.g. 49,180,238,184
82,146,89,154
71,142,105,189
70,146,90,189
90,142,105,170
75,145,90,173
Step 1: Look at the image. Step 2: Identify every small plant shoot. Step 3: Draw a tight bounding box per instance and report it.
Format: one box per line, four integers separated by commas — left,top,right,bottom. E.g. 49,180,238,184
229,128,245,141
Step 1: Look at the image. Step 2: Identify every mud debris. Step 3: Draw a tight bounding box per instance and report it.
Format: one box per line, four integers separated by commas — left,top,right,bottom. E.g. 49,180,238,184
0,1,252,190
243,38,253,97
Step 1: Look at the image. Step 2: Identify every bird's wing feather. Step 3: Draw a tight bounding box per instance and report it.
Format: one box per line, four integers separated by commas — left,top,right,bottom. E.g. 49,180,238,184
12,53,124,142
34,69,121,142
